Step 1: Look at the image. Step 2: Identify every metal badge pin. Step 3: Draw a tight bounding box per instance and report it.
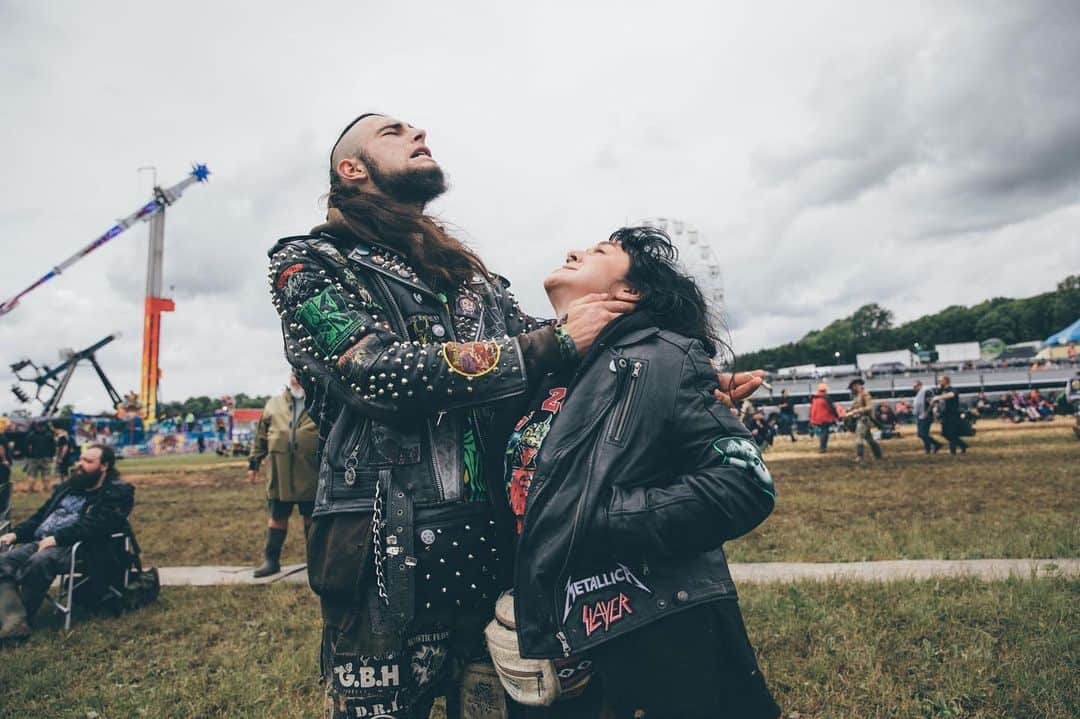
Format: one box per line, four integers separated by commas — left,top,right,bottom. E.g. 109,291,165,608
420,529,436,545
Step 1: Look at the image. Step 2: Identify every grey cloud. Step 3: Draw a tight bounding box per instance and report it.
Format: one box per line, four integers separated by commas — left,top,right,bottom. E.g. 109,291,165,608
753,1,1080,239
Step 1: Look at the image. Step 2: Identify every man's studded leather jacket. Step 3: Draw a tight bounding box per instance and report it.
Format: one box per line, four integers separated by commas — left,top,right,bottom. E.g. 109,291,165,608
268,223,563,625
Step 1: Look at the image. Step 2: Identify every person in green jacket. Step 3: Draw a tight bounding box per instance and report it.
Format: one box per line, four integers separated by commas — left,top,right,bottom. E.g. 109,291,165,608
247,374,318,577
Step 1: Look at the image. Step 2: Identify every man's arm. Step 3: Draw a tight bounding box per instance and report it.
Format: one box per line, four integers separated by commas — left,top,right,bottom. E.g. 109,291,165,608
11,489,60,544
248,411,271,482
52,483,135,547
270,244,626,422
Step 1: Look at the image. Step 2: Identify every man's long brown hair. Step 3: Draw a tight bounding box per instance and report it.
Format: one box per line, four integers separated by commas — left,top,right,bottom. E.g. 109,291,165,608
327,173,488,288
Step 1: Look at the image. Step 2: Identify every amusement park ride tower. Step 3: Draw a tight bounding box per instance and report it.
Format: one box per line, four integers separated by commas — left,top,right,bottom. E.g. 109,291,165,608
1,165,210,423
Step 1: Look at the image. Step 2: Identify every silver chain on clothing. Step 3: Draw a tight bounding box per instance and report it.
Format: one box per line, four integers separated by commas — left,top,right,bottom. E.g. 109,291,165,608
371,474,389,605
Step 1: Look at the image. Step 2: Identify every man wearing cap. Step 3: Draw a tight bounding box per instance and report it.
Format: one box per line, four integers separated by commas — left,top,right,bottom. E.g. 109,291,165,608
847,378,882,462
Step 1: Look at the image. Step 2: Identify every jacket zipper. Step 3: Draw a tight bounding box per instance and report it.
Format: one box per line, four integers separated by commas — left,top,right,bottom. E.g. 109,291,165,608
515,388,618,659
549,361,637,654
372,274,445,501
556,631,572,657
425,420,446,502
610,361,642,443
549,436,604,655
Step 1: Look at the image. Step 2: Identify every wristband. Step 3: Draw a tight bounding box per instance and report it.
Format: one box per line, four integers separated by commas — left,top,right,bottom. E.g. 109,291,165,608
553,322,579,362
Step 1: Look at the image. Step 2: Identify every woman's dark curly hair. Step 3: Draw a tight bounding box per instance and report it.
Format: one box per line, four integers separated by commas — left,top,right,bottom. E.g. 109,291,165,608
611,226,728,359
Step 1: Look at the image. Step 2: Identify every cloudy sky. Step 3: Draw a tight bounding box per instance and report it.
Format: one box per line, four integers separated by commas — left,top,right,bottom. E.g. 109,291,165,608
2,1,1079,414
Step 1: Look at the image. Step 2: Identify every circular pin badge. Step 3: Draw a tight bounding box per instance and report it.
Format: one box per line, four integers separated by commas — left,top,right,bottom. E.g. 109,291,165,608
432,324,446,338
420,529,436,545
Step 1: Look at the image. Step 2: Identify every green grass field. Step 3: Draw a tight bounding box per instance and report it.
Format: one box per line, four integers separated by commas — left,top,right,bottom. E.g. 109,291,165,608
1,578,1076,719
2,420,1077,718
10,419,1075,568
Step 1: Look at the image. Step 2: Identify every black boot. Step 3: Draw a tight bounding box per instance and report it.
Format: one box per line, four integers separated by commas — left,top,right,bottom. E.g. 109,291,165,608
0,580,31,642
253,527,286,578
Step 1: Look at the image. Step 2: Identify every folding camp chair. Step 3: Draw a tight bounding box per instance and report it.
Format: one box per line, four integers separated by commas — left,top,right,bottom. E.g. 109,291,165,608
50,532,131,630
0,482,10,534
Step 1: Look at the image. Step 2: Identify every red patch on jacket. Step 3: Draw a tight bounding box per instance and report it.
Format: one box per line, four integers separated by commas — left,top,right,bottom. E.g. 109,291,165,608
275,263,305,289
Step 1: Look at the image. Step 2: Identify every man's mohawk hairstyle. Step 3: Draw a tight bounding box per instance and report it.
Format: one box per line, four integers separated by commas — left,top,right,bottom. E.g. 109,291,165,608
330,113,384,163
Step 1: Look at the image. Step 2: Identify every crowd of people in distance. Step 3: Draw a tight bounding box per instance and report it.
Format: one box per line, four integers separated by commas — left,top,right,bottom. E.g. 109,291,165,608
3,422,78,495
992,389,1061,422
740,376,1078,459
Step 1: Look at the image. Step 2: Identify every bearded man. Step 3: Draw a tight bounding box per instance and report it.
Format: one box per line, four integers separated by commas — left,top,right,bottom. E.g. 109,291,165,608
0,444,134,641
268,113,763,718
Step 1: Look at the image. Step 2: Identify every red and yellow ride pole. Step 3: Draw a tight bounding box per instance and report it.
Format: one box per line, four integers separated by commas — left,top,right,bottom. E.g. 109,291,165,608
139,296,175,424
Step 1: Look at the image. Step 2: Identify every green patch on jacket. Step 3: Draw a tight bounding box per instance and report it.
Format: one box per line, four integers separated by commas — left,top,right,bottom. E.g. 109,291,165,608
711,436,776,499
296,287,365,357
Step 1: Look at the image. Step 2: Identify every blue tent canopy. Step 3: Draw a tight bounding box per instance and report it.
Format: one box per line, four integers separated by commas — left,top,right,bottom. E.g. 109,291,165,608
1044,317,1080,345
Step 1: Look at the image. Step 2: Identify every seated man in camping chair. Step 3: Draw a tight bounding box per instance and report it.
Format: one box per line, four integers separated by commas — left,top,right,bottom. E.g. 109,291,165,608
0,443,134,641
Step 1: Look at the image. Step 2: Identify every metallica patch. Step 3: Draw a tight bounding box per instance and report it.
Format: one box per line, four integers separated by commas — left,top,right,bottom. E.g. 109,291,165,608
563,562,651,622
442,340,501,378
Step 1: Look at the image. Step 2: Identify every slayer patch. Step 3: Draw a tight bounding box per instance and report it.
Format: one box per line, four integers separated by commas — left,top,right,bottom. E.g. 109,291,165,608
442,340,501,377
296,287,364,356
582,593,633,637
275,263,305,289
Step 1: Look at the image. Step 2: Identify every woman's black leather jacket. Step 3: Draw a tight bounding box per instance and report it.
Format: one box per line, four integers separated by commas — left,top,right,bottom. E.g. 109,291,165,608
510,315,776,659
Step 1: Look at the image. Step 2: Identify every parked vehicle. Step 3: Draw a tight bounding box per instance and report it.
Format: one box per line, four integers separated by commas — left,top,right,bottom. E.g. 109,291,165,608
869,361,907,376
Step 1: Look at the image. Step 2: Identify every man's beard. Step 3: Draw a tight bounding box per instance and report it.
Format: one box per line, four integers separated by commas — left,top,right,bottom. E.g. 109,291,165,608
68,469,100,491
361,150,447,205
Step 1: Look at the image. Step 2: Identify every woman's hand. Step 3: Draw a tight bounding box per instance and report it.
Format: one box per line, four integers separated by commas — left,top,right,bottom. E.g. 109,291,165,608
562,292,637,356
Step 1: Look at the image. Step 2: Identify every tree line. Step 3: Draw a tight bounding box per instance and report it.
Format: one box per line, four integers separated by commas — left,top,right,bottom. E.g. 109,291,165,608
733,275,1080,370
157,392,271,418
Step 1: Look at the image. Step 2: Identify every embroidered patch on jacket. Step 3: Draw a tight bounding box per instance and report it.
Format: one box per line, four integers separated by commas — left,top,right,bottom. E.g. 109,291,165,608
406,314,442,344
280,271,321,305
275,263,305,289
442,340,501,377
296,287,364,357
711,436,776,498
336,335,380,374
454,293,481,319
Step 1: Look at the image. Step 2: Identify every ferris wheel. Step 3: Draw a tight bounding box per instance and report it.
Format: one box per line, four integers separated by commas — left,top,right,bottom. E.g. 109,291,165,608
639,217,725,312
